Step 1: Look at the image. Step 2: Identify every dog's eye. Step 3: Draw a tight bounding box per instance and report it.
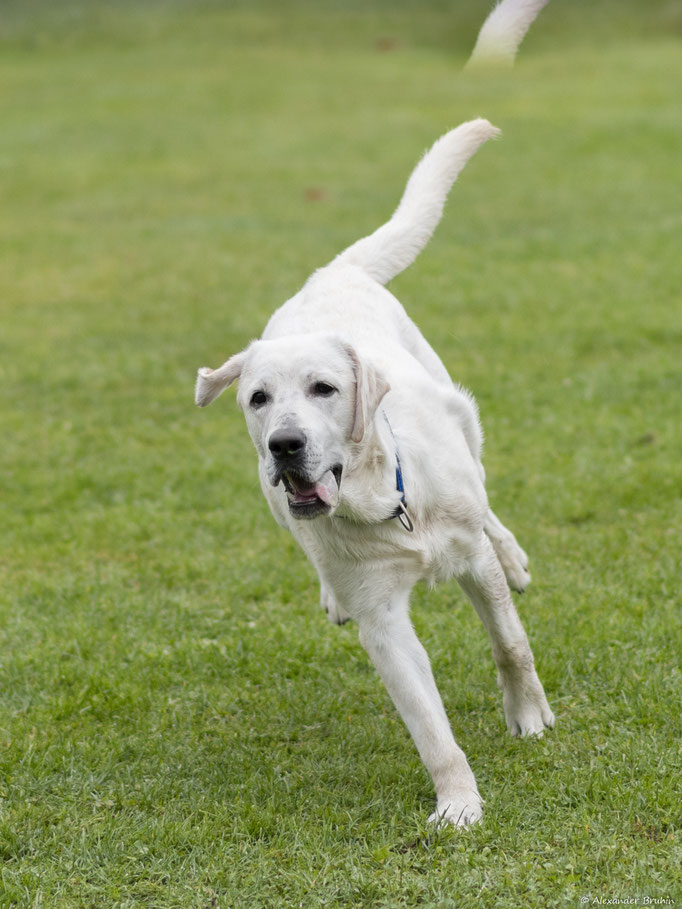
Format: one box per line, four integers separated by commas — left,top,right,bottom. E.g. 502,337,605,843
250,390,269,408
312,382,337,397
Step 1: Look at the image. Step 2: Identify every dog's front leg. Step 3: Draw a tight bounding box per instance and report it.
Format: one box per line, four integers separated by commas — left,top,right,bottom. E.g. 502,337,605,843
357,591,482,826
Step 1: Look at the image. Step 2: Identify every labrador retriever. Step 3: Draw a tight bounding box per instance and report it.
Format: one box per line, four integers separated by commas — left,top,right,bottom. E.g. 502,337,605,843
195,119,554,826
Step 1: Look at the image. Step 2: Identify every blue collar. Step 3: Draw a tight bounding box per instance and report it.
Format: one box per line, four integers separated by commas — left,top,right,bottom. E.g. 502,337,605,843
383,413,414,533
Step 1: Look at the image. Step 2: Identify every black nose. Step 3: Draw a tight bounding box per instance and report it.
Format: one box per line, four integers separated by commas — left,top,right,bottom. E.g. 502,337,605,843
268,428,306,460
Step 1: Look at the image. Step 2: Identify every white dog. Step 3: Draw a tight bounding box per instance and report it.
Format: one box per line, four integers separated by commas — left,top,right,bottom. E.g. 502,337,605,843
196,119,554,826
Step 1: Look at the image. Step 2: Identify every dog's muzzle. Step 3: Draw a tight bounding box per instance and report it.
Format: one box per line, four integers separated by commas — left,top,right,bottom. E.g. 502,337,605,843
267,430,341,518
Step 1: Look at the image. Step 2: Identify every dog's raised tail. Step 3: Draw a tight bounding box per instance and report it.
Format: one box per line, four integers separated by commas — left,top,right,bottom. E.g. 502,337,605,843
331,119,500,286
466,0,550,69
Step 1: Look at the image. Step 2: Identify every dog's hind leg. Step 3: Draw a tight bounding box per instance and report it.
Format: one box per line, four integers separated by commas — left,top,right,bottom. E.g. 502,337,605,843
484,509,531,593
457,534,554,737
443,390,531,593
357,589,483,826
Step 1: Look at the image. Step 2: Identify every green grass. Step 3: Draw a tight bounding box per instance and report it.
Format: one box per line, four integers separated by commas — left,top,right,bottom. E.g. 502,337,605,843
1,1,681,905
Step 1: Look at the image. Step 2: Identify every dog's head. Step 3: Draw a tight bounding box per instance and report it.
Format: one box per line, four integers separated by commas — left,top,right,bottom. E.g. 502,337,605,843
195,333,389,519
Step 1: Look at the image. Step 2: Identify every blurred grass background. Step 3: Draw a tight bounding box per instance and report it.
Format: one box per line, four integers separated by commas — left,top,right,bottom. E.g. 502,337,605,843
1,1,681,906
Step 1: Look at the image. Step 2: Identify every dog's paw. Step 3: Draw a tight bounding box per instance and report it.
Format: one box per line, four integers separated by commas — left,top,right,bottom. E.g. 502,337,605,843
428,790,483,828
320,585,351,625
496,538,531,593
501,555,531,594
485,517,531,593
501,672,555,737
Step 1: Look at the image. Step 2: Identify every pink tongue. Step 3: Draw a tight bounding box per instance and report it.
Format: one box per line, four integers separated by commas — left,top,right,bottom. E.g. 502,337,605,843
313,469,339,507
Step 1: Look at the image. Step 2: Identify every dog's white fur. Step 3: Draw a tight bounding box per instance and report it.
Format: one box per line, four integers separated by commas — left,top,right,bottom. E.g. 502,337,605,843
196,119,554,826
466,0,550,68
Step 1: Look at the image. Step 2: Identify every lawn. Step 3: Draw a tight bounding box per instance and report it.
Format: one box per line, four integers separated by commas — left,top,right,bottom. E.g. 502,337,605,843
1,1,681,906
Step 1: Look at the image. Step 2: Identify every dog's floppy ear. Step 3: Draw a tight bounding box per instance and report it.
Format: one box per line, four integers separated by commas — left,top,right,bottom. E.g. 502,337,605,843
342,343,390,443
195,350,248,407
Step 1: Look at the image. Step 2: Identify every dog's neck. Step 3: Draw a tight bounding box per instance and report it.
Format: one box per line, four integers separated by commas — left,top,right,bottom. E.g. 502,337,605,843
334,412,406,526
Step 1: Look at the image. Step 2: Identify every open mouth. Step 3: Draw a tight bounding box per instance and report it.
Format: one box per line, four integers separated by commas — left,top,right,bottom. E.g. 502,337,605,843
281,465,342,518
